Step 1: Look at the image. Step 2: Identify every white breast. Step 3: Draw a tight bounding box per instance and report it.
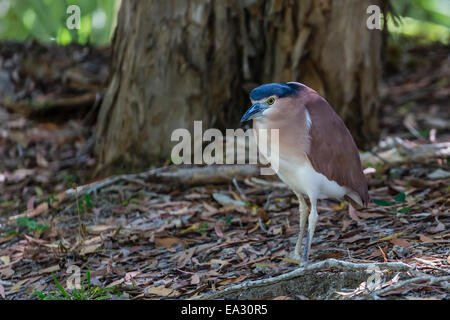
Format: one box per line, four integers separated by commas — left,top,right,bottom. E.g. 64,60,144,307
276,157,349,201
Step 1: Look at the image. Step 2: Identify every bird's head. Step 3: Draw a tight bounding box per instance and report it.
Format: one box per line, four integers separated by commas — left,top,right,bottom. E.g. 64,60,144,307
240,82,303,122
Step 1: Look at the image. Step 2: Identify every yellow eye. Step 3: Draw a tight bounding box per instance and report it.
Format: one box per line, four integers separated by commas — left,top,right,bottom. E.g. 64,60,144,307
267,97,275,105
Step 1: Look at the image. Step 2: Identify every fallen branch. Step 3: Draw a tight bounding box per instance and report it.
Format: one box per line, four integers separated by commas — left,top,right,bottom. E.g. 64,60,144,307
198,259,413,300
361,140,450,165
371,275,450,298
7,165,260,223
145,165,260,186
6,92,98,118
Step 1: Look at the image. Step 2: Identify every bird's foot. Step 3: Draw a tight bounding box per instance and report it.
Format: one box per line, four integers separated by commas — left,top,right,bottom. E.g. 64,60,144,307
288,251,302,265
289,252,310,268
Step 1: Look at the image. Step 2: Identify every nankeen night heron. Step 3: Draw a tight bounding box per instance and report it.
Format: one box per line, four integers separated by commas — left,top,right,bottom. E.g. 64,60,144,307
240,82,369,264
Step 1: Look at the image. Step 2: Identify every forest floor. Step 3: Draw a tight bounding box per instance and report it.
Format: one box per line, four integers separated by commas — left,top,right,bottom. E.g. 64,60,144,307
0,41,449,300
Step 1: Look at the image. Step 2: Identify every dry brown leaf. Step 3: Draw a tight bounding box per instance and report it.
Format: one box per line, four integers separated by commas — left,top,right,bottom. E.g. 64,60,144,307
429,221,445,233
419,234,437,243
36,152,49,168
413,257,437,267
355,211,384,219
0,256,10,265
341,219,351,232
84,236,102,245
342,234,369,243
124,271,140,282
214,221,224,238
191,274,200,285
86,225,114,234
209,258,229,269
23,234,47,244
217,275,248,286
80,243,102,256
39,265,60,274
0,268,14,278
348,206,362,224
368,232,404,245
201,202,219,218
177,248,195,268
8,279,28,294
27,196,36,212
146,285,180,297
107,278,124,287
9,192,65,223
273,296,293,300
179,223,202,235
0,234,17,244
155,237,182,247
390,238,412,248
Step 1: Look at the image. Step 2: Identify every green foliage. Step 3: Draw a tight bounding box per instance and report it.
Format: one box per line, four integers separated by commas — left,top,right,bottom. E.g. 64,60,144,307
372,192,406,207
78,194,93,212
398,207,411,214
372,199,393,207
389,0,450,44
392,0,450,28
0,0,118,45
195,223,209,236
44,193,59,206
373,193,410,215
32,270,119,300
394,192,406,203
220,215,233,225
16,217,49,234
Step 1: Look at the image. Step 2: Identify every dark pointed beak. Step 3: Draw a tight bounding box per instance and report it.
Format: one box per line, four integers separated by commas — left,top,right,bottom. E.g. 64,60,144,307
240,103,264,122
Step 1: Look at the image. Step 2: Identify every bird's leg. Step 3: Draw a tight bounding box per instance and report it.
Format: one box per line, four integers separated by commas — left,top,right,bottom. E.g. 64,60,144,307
301,198,318,264
293,194,309,262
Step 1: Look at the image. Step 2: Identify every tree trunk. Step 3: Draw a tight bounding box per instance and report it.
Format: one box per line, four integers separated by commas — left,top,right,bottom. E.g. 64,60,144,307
95,0,382,175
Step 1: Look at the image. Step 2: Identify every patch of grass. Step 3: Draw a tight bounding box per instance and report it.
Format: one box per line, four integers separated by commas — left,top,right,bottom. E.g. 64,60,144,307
32,270,119,300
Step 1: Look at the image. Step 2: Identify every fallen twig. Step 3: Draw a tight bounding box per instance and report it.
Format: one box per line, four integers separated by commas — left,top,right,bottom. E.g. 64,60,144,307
371,275,450,298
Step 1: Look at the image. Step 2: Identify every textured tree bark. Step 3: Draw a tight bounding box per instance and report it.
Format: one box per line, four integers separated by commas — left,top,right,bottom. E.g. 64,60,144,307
95,0,383,175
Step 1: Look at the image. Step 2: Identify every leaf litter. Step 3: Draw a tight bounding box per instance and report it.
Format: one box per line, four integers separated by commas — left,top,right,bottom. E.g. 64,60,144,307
0,42,449,300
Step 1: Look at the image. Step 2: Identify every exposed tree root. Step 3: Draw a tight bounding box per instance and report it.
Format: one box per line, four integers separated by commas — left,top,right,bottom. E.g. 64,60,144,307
198,259,414,300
